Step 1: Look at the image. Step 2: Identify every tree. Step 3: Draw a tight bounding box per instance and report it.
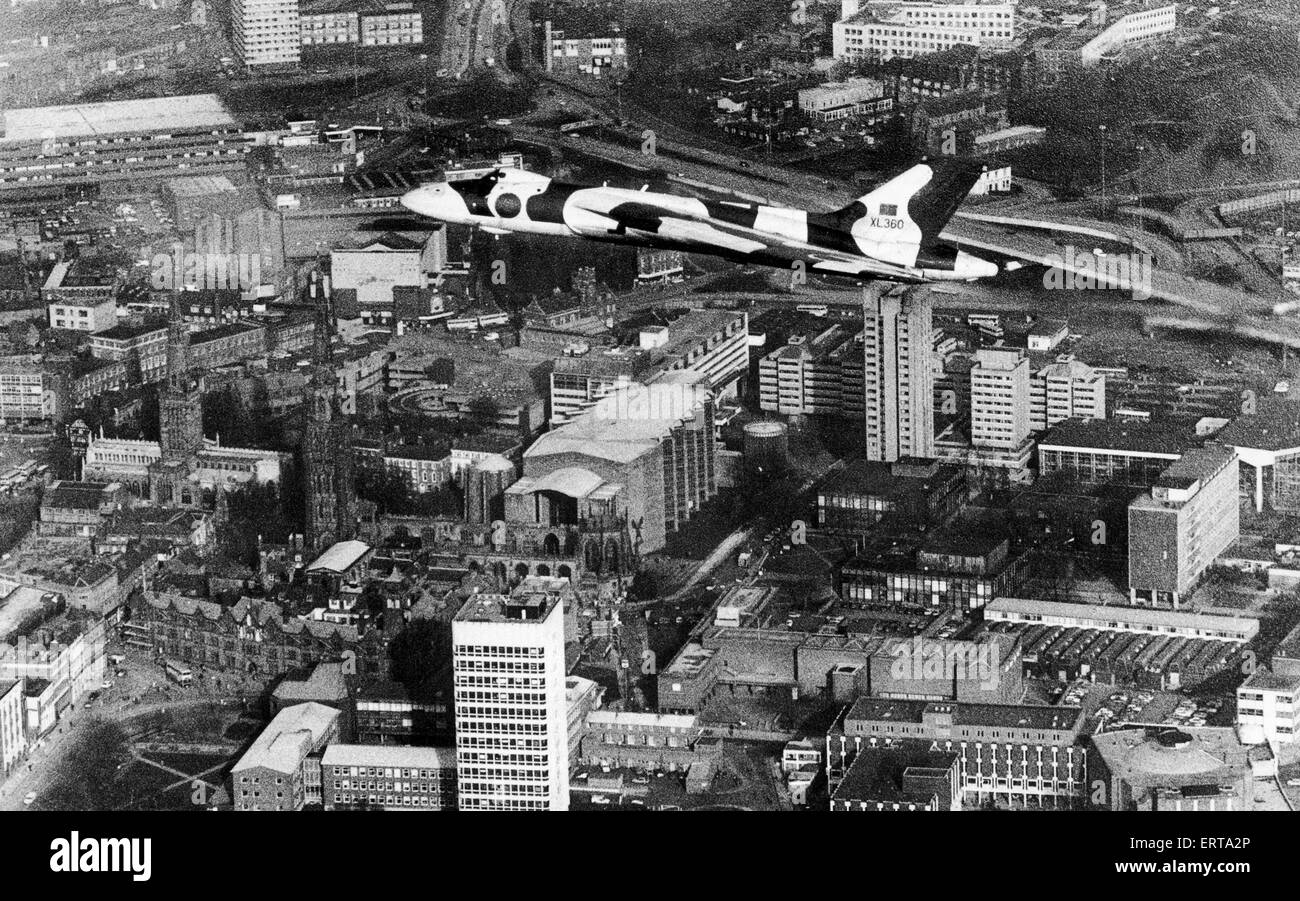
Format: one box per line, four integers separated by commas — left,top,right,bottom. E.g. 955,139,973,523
202,386,254,448
355,465,415,516
6,319,39,349
218,482,291,567
424,357,455,386
40,720,131,811
628,569,661,602
466,395,500,424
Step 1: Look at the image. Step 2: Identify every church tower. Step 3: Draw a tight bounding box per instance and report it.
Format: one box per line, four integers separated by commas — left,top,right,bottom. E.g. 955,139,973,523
303,274,356,555
150,295,203,505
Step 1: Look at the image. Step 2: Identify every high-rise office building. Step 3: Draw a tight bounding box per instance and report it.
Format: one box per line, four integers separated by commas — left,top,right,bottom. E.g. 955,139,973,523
970,347,1030,450
1029,357,1106,432
231,0,302,68
453,590,570,810
1128,444,1240,609
863,285,934,462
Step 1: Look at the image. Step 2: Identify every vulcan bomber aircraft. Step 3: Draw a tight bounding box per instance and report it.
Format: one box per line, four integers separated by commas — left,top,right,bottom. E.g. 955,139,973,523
400,158,1000,283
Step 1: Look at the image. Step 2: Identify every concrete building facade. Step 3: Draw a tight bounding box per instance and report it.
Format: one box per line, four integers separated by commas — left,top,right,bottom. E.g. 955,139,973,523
970,347,1029,450
1128,445,1240,608
863,286,934,462
453,590,570,810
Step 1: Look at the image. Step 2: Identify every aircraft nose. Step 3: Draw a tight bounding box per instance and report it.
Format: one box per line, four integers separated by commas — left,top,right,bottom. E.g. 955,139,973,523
401,183,466,222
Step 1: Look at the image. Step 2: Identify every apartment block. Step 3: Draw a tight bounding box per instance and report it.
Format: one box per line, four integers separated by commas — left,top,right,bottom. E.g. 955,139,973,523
1030,357,1106,432
360,3,422,45
1128,444,1240,608
757,324,864,418
970,347,1029,450
232,0,303,68
863,286,934,462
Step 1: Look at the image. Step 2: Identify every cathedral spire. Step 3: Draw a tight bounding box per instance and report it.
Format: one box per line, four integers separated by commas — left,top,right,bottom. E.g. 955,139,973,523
311,272,334,367
166,292,190,389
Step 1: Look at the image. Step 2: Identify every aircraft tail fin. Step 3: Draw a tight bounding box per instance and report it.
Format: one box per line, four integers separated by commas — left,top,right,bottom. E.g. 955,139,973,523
830,159,984,245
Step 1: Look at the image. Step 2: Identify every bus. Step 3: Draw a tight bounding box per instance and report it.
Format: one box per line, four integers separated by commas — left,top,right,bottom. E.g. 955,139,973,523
164,660,193,686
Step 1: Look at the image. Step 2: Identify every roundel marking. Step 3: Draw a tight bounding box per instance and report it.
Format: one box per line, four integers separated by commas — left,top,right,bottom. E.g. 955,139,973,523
495,193,522,218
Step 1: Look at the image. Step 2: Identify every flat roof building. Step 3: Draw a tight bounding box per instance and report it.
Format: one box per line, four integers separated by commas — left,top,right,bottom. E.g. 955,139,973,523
971,347,1030,451
864,285,934,462
1031,357,1106,432
452,589,569,810
830,740,963,811
982,596,1259,643
0,95,248,195
232,0,303,68
1037,416,1198,487
1128,444,1240,609
321,743,455,810
833,0,1017,63
829,697,1088,805
1216,398,1300,515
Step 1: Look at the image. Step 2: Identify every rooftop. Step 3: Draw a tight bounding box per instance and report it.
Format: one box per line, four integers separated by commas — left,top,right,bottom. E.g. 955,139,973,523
920,511,1009,559
984,597,1259,639
1150,443,1235,490
306,540,372,575
1273,621,1300,664
42,480,117,511
320,743,454,770
335,231,425,253
92,321,168,343
1089,726,1259,787
845,698,1085,733
454,590,562,625
1215,399,1300,453
272,661,349,703
831,741,960,806
232,702,340,775
1037,416,1198,456
2,94,237,145
1241,668,1300,693
166,175,240,198
385,444,450,463
191,321,264,346
526,376,710,466
585,710,700,730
